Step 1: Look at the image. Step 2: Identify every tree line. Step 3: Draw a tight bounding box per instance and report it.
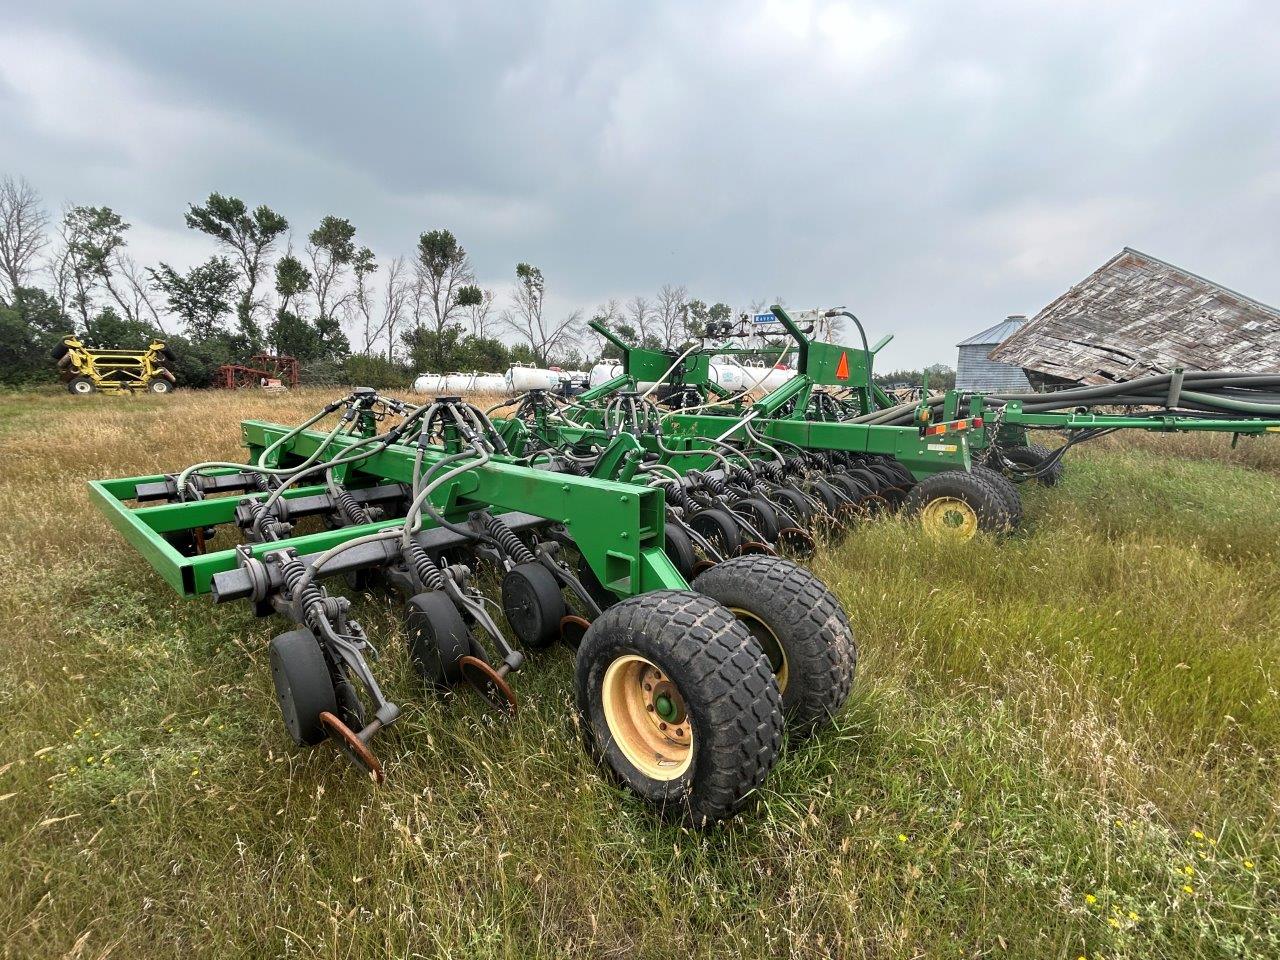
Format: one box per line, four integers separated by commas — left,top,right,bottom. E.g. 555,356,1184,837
0,174,745,388
1,173,917,390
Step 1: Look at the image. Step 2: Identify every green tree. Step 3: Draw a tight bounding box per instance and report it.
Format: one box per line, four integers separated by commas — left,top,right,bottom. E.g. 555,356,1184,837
273,253,311,318
0,287,67,385
351,246,377,353
184,193,289,348
306,216,357,360
413,229,477,340
150,256,239,342
84,306,158,349
57,205,129,329
270,310,325,363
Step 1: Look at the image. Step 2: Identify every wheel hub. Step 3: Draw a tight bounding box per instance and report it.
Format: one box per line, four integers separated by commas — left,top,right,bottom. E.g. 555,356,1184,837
920,496,978,539
601,655,692,780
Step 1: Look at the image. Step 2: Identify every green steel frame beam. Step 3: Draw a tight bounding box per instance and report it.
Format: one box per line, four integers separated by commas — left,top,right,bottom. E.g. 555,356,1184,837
90,420,689,600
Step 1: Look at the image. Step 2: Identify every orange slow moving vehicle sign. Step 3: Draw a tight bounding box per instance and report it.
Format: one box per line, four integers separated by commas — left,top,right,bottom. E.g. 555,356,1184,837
834,351,850,381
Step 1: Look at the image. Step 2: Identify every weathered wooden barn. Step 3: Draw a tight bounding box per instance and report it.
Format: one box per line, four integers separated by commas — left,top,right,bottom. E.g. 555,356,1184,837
989,248,1280,386
955,316,1034,392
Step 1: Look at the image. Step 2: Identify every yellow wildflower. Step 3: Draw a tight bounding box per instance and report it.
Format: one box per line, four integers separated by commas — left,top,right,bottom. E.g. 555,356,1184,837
1128,911,1139,921
897,834,908,843
1243,860,1255,870
1084,894,1097,905
1183,865,1195,876
1182,884,1194,894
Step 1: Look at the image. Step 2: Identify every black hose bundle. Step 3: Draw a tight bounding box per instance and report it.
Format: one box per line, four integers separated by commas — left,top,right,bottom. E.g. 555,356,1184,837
857,370,1280,426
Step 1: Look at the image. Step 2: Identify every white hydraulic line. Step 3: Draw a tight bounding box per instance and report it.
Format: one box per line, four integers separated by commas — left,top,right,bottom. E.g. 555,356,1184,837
714,409,760,444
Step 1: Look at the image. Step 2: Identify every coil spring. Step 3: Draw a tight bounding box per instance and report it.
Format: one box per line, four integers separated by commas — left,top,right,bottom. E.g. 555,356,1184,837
334,486,372,525
703,474,728,497
251,502,280,541
281,554,326,617
666,484,696,513
760,460,783,482
557,457,586,476
406,539,446,591
486,514,536,564
729,464,754,486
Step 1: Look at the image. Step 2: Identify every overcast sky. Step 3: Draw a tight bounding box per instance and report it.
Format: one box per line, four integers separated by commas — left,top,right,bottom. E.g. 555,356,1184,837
2,0,1278,369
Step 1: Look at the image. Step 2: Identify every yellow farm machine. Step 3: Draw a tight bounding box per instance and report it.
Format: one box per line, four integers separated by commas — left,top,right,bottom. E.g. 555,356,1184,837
53,335,177,395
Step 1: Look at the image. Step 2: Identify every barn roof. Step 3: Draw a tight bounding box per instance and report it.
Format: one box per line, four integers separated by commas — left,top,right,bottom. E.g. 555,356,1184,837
988,247,1280,384
956,315,1027,347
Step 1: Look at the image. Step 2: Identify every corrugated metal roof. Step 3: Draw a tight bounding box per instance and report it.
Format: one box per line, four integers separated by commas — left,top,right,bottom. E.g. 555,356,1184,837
955,344,1034,392
989,248,1280,384
956,315,1027,347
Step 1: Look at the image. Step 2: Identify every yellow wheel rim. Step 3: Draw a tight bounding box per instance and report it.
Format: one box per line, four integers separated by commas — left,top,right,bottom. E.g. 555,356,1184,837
729,607,789,694
601,655,693,780
920,496,978,540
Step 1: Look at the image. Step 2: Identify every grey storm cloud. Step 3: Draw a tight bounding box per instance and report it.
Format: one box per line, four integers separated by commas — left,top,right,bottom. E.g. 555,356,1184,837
1,0,1278,368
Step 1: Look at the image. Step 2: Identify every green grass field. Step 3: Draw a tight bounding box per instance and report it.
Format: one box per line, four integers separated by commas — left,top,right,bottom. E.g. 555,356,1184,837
1,388,1278,959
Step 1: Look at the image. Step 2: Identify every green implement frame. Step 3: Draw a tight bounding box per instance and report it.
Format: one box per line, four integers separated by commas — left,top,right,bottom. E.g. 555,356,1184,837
563,306,975,479
90,420,687,600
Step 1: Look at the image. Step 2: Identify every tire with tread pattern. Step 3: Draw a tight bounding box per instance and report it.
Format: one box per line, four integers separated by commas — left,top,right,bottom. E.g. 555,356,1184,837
68,376,95,395
575,591,783,825
904,470,1013,536
694,555,854,732
970,465,1023,528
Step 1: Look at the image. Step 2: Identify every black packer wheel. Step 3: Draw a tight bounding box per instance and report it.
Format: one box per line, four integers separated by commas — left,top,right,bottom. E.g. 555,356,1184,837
406,591,472,687
688,507,743,558
733,497,782,543
663,522,697,581
269,628,338,747
502,562,567,649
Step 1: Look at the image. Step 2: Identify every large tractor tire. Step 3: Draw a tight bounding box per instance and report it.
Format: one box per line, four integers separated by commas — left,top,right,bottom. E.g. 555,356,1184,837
67,376,96,395
695,555,855,733
147,377,173,395
904,470,1014,539
575,591,782,825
